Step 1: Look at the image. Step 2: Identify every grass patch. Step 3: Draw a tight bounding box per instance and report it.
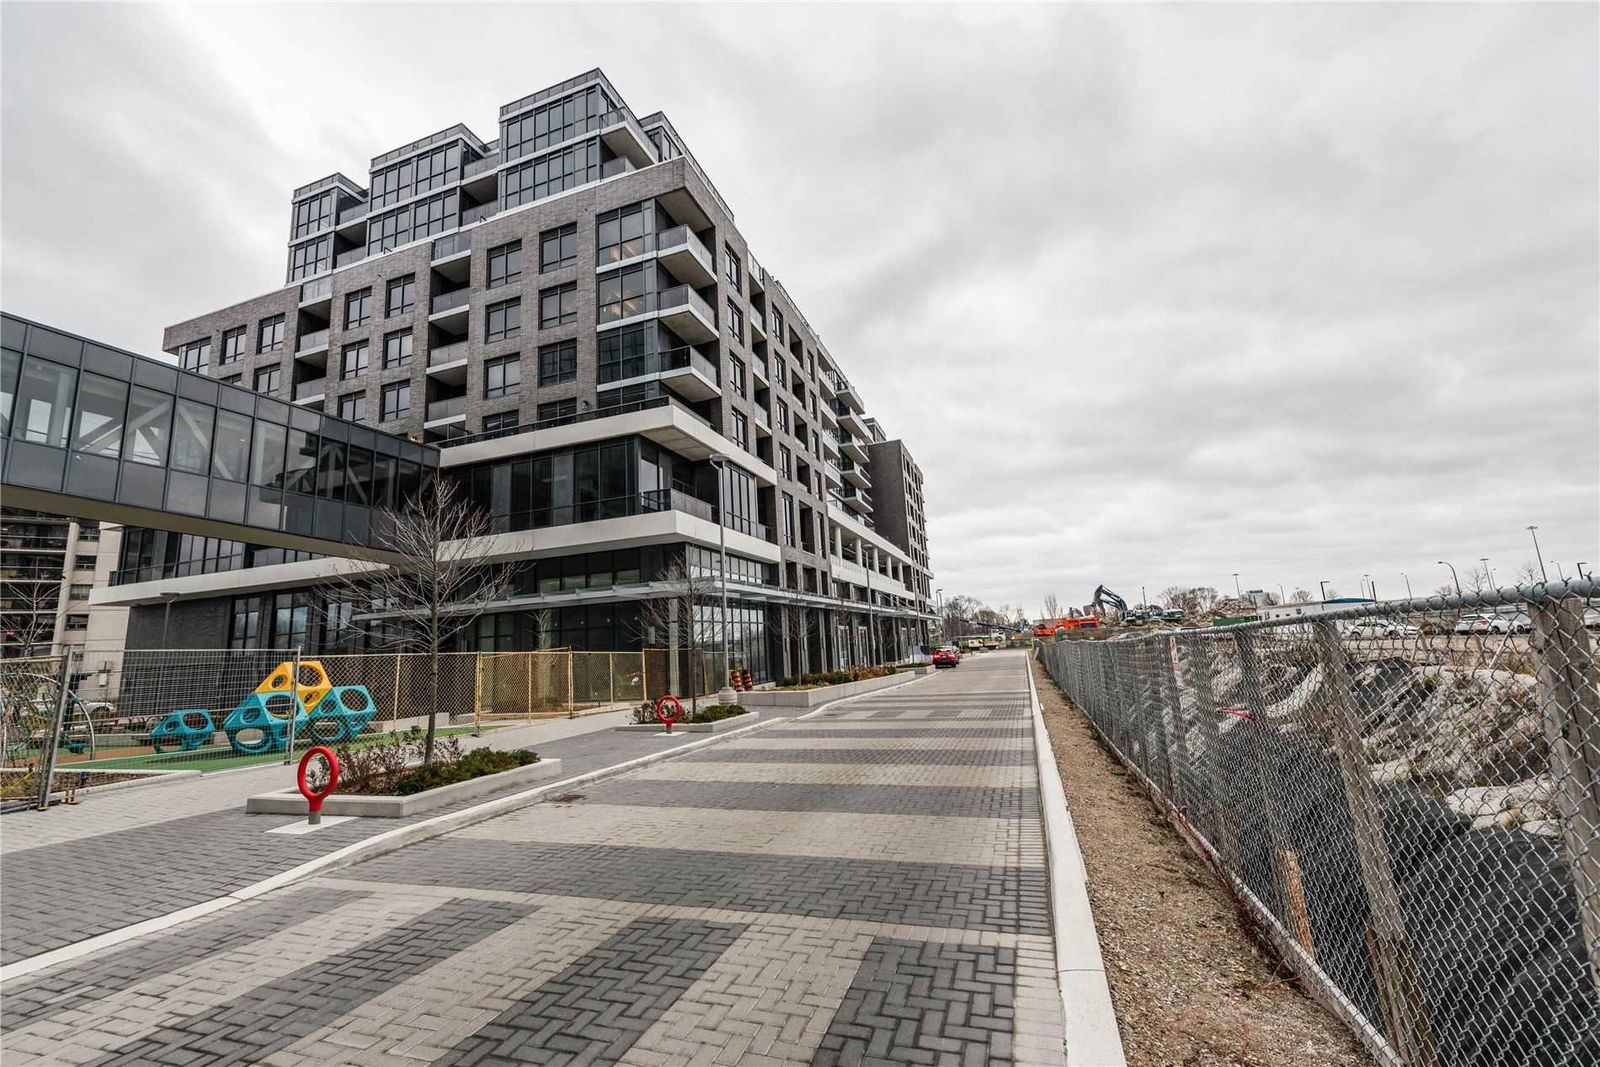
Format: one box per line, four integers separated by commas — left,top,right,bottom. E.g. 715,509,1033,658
53,724,502,774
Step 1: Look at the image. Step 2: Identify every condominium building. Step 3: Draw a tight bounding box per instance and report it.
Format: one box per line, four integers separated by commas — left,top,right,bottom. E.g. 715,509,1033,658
101,69,933,679
0,508,119,658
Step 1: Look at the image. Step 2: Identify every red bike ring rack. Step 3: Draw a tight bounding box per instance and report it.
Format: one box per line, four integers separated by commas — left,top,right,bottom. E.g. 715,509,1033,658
654,694,684,732
297,745,340,824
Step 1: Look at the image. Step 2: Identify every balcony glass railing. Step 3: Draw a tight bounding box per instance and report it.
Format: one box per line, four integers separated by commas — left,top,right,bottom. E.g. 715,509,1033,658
299,277,332,302
597,345,719,386
441,393,712,449
431,288,471,314
595,224,712,269
428,341,468,367
463,154,499,179
753,405,771,430
296,328,330,352
462,203,496,225
293,378,327,400
601,157,636,179
432,231,471,260
335,247,367,268
426,396,466,422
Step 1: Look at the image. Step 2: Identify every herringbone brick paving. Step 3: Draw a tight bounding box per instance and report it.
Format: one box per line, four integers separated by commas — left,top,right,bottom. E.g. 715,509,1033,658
1,653,1070,1067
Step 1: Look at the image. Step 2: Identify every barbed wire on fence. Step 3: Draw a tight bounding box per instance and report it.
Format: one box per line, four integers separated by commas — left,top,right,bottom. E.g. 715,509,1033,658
1037,577,1600,1067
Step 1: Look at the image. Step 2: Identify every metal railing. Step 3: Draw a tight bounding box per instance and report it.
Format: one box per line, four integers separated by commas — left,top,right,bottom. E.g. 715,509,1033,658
598,345,719,387
596,284,715,328
1035,579,1600,1067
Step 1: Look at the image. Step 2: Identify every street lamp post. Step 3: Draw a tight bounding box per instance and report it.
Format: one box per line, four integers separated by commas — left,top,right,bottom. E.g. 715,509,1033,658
1527,526,1548,582
1232,573,1242,600
1402,572,1413,599
1438,561,1462,596
1363,574,1372,600
1277,583,1286,604
1552,561,1567,581
708,454,737,706
1578,562,1590,581
1480,557,1495,591
159,591,182,648
1319,580,1331,602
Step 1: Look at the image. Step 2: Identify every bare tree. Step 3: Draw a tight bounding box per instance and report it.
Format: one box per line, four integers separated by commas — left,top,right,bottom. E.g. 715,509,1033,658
1513,560,1542,585
1042,593,1060,621
324,478,517,764
632,558,720,708
0,575,62,657
1290,588,1314,604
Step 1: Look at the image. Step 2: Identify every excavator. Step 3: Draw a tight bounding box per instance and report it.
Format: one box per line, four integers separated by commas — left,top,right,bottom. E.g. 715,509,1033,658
1091,585,1130,620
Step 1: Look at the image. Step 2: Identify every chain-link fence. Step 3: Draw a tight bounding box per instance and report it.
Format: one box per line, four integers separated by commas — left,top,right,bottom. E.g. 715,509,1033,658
1,645,734,790
1036,580,1600,1067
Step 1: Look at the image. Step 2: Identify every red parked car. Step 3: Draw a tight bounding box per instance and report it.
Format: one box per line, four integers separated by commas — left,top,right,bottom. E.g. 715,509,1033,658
933,646,961,668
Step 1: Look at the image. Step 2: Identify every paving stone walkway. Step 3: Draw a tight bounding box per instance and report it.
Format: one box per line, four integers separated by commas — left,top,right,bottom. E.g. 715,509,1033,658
1,652,1071,1067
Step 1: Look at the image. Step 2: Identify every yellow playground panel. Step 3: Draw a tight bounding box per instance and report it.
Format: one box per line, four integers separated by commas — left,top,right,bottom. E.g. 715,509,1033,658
253,660,333,713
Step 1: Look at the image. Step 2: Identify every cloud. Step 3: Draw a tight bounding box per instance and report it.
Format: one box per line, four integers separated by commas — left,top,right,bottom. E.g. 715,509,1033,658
3,2,1594,610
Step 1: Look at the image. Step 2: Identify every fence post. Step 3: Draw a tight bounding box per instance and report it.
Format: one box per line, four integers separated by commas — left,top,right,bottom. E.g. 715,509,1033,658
34,648,77,811
1312,619,1438,1067
566,652,576,718
473,653,484,734
1529,599,1600,994
283,647,301,765
391,653,402,724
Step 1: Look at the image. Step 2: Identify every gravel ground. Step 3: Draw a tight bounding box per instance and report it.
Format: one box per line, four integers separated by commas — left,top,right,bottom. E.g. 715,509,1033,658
1031,658,1375,1067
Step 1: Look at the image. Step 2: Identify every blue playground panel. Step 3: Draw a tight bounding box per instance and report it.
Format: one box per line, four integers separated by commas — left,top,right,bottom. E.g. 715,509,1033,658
301,686,379,744
149,710,216,753
218,685,379,754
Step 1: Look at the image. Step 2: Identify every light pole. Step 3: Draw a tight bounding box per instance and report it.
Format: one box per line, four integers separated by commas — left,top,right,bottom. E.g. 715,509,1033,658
1552,560,1567,581
1401,572,1413,599
1232,573,1242,600
708,454,736,705
159,591,182,648
1527,526,1548,582
1319,580,1330,602
936,588,944,644
1277,583,1286,604
1363,574,1372,600
1579,562,1591,581
1438,561,1461,596
1480,557,1494,591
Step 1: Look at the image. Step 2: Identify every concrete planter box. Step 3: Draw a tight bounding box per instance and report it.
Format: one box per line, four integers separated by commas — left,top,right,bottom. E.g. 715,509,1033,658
739,670,922,710
614,711,759,733
245,756,563,818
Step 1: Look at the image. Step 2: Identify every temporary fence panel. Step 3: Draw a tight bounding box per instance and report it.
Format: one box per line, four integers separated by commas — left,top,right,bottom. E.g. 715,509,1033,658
1036,580,1600,1067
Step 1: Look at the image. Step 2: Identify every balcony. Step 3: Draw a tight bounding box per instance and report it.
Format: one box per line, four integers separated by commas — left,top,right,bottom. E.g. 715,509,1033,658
298,276,332,308
426,341,470,384
840,435,870,464
747,252,766,294
601,156,637,180
840,461,871,490
462,202,497,226
336,201,368,226
821,430,841,458
294,328,329,359
753,404,771,433
335,247,367,269
431,231,471,262
424,396,466,427
599,345,720,402
824,462,843,487
653,226,716,288
841,486,874,515
463,154,499,179
837,375,866,414
839,407,871,441
429,287,471,321
597,284,716,344
292,377,327,404
748,311,767,341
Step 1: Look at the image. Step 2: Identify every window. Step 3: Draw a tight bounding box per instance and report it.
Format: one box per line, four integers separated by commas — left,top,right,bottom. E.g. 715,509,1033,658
730,356,746,398
292,191,334,238
732,412,749,450
725,245,742,288
726,299,743,344
540,283,578,327
288,236,331,280
778,445,792,480
345,288,372,327
540,223,577,271
538,340,577,385
340,341,369,379
488,241,522,288
370,143,461,208
538,398,577,422
338,392,366,421
254,366,280,396
220,327,245,364
257,314,285,353
366,191,460,255
486,298,521,341
386,274,415,316
383,330,412,368
229,595,262,648
484,354,521,399
502,141,601,210
483,410,519,435
219,374,241,387
501,86,608,159
596,264,649,323
781,493,796,547
596,201,655,265
68,585,92,601
180,338,210,374
771,307,785,344
776,399,789,432
381,382,410,422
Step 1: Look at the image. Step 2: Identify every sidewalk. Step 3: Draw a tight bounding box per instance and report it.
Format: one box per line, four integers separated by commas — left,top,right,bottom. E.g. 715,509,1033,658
0,708,708,966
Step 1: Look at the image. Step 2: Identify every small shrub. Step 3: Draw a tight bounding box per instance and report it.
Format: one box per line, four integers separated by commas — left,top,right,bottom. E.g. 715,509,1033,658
390,747,538,796
686,703,748,723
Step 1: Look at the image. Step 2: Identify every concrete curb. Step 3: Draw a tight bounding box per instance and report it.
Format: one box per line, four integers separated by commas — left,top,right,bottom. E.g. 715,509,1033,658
1026,655,1128,1067
0,713,787,985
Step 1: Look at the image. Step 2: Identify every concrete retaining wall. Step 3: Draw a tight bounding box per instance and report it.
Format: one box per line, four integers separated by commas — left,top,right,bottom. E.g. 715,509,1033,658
245,757,564,817
614,711,760,733
738,669,926,710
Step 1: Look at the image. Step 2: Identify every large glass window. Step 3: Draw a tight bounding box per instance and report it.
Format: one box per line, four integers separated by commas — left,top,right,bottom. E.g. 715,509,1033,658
381,381,410,422
122,387,171,466
386,275,415,316
488,241,522,288
289,236,331,280
170,398,213,474
730,356,746,398
254,366,280,396
180,338,210,374
540,224,577,271
597,264,650,323
483,410,519,435
725,299,744,344
212,410,252,481
540,283,578,327
72,372,126,456
502,141,601,210
345,288,372,328
537,398,576,423
538,341,576,385
371,143,461,207
485,298,521,341
249,420,286,487
596,201,655,265
501,86,608,159
724,246,741,288
338,392,365,422
341,341,369,379
366,191,460,255
220,327,245,364
292,191,334,238
383,330,412,368
484,354,521,398
257,315,285,353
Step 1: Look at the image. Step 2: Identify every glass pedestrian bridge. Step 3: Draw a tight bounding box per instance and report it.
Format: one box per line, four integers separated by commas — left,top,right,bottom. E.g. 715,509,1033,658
1,313,437,559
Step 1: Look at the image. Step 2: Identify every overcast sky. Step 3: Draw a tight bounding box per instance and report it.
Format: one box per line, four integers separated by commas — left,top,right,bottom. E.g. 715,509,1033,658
4,3,1596,611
